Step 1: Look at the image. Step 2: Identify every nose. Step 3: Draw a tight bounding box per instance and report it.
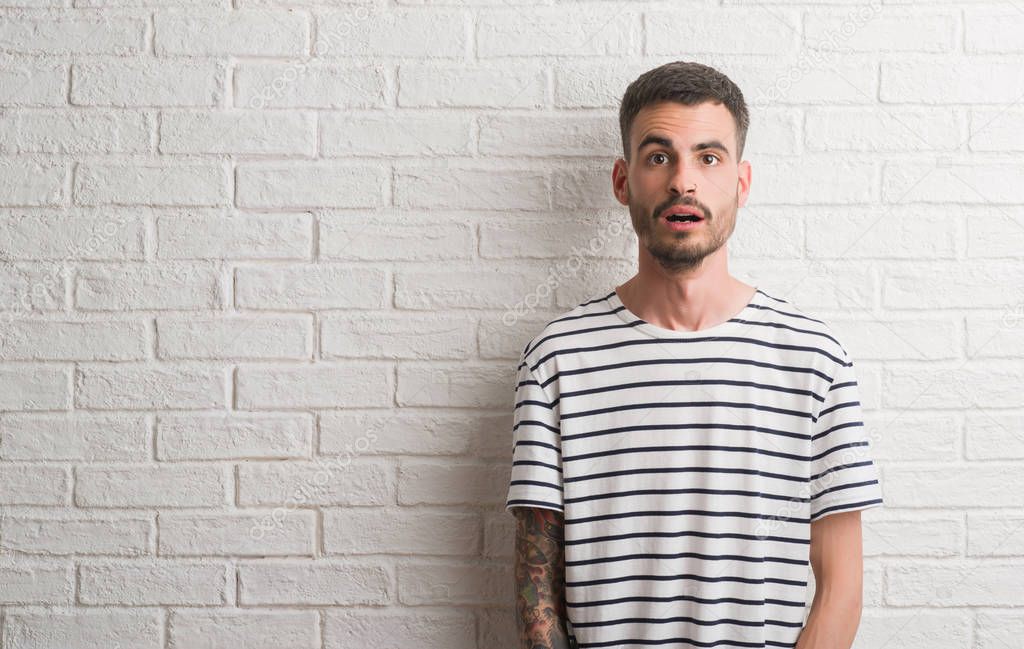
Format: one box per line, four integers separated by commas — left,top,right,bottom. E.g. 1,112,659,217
668,161,696,196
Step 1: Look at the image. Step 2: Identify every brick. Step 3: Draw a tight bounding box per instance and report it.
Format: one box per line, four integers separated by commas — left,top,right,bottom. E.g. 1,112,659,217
234,64,387,109
237,460,391,506
886,562,1024,606
855,611,971,649
0,17,146,55
236,163,387,209
0,561,73,604
884,263,1024,309
0,365,70,410
0,465,69,505
0,110,150,154
395,162,548,210
155,10,308,56
79,561,229,605
76,465,229,507
324,610,474,649
975,612,1024,649
0,159,66,206
805,107,959,151
884,161,1024,204
0,515,151,555
157,314,312,360
323,509,480,555
320,313,474,359
967,514,1024,557
397,363,510,408
742,158,876,204
805,12,954,52
0,319,147,360
478,216,633,260
965,413,1024,460
861,513,962,557
156,211,312,260
75,162,230,206
236,363,391,409
477,8,636,57
969,108,1024,151
884,464,1024,508
554,63,655,108
319,217,472,261
966,315,1024,359
478,114,617,157
478,314,556,359
157,412,313,460
316,9,465,58
318,410,477,457
483,511,514,558
234,264,386,309
72,60,225,107
159,511,315,556
882,61,1024,104
237,561,390,605
1,609,162,649
966,8,1024,53
168,610,319,649
159,111,315,155
868,412,959,462
0,212,145,260
0,62,66,106
397,461,508,505
75,263,222,310
398,561,509,605
648,9,798,55
806,207,957,260
394,265,556,310
321,112,471,157
397,64,545,108
0,413,148,460
75,363,227,410
0,263,66,311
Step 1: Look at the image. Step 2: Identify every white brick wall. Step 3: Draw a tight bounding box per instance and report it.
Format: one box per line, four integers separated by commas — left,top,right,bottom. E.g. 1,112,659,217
0,2,1021,647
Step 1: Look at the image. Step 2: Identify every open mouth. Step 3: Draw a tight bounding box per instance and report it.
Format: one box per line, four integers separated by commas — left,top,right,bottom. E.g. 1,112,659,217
665,214,703,223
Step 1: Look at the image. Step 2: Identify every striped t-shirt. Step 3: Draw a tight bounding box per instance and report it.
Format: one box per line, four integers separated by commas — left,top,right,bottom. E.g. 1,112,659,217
505,286,884,649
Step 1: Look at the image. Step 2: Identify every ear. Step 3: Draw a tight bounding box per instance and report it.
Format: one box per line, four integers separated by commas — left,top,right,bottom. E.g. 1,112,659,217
736,159,752,208
612,158,630,206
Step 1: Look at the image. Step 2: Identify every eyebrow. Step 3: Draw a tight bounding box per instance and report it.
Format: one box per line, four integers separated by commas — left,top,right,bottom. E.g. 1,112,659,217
637,135,731,158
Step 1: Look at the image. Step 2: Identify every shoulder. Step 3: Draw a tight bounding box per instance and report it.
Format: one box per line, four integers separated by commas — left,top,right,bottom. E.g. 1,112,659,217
517,288,618,371
754,288,853,368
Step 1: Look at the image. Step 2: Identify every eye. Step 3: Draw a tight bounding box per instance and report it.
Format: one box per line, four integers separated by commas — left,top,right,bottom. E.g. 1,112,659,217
700,153,721,166
648,152,669,165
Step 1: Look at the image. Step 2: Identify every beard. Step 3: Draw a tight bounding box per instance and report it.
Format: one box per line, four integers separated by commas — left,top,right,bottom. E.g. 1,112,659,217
629,194,738,274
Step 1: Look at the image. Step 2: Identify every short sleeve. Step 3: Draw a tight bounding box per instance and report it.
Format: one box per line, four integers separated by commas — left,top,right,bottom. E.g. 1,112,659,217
505,354,564,514
809,350,884,522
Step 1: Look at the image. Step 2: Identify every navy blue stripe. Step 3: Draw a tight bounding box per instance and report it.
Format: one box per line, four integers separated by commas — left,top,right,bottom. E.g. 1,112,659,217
563,487,808,507
567,573,807,589
565,508,810,526
563,445,812,464
565,529,808,547
565,551,809,568
561,422,811,444
564,466,809,486
561,400,812,423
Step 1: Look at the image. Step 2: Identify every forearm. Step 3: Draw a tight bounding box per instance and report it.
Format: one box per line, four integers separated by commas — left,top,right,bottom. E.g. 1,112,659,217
513,507,571,649
795,591,862,649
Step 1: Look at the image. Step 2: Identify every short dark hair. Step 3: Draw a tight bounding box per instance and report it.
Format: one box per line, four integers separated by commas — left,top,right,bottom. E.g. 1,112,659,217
619,61,749,163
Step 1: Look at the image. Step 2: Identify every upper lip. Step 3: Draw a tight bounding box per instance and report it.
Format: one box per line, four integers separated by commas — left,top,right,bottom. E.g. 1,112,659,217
660,205,705,220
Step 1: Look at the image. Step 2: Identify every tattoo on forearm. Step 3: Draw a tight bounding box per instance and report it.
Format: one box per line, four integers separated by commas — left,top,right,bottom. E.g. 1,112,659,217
514,507,571,649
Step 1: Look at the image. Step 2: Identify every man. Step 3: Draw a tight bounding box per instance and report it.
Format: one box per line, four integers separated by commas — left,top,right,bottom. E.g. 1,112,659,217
505,61,884,649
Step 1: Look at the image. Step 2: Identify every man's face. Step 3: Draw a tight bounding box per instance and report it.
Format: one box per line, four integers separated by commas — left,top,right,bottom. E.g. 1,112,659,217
613,100,751,273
